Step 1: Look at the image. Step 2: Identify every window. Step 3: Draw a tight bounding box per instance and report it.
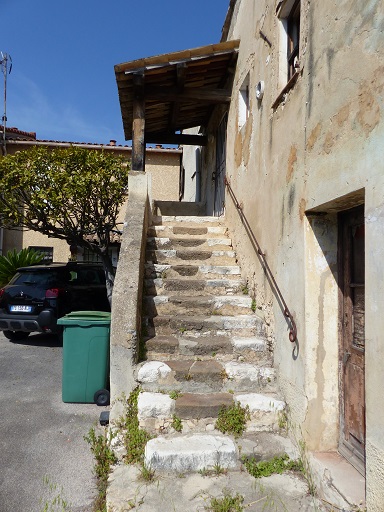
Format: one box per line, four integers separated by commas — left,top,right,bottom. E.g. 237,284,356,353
28,246,53,263
238,74,250,129
287,0,300,81
277,0,301,84
81,246,120,268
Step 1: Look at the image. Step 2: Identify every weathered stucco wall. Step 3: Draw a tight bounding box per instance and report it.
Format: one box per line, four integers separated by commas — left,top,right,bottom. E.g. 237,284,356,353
145,150,181,201
197,0,383,508
110,172,150,420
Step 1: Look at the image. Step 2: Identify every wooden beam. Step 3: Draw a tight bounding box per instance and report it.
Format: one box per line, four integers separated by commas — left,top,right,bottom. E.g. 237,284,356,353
169,63,187,131
146,133,207,146
144,86,231,104
132,72,146,171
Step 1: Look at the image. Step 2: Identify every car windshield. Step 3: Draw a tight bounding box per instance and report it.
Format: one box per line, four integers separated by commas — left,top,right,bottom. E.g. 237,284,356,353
9,270,70,287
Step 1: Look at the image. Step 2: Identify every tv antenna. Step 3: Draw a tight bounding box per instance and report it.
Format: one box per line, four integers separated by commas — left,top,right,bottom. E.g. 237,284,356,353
0,52,12,156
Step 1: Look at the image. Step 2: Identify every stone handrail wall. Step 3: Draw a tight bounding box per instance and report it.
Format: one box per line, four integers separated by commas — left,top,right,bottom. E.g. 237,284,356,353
109,172,150,420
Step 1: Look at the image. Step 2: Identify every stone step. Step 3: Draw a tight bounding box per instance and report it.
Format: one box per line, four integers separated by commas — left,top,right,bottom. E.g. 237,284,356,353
151,215,223,227
143,295,253,317
144,433,239,472
144,334,271,364
147,236,232,251
153,201,206,217
137,359,276,394
146,248,237,266
144,263,242,280
144,278,245,296
138,391,285,436
148,225,227,238
145,313,266,338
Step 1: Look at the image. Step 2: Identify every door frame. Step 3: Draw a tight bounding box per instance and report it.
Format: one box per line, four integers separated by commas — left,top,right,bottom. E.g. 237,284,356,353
213,113,228,217
338,205,366,475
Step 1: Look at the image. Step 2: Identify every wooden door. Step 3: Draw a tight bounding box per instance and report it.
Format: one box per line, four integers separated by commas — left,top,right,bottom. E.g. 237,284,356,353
338,205,365,475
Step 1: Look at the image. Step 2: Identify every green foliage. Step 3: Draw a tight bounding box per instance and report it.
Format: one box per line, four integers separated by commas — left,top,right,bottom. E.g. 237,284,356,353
138,463,156,482
199,463,227,477
205,490,244,512
215,402,250,437
241,285,249,295
296,439,317,496
0,248,43,285
171,414,183,432
242,453,303,479
0,146,129,297
277,410,288,431
84,427,117,511
251,299,256,312
169,390,182,400
116,387,152,464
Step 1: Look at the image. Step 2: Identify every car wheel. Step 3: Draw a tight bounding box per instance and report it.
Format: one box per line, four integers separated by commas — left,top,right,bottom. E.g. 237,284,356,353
3,330,30,341
94,389,110,406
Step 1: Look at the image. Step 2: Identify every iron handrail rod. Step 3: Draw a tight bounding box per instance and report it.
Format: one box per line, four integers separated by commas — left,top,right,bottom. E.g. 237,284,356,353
224,177,297,342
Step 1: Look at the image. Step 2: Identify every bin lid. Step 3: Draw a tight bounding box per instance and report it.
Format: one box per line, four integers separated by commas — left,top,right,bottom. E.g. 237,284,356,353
57,310,111,326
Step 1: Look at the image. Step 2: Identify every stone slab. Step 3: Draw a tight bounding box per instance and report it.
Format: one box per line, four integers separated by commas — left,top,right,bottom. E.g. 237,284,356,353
175,392,233,418
144,433,238,472
107,461,327,511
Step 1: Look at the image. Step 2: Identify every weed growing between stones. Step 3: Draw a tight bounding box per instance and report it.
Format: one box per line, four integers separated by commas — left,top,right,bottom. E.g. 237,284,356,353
138,463,156,482
199,463,228,477
285,420,318,497
277,409,288,432
171,414,183,432
296,438,317,497
84,427,117,512
116,387,153,464
215,402,250,437
204,489,244,511
251,299,256,312
242,453,303,479
169,390,183,400
241,285,249,295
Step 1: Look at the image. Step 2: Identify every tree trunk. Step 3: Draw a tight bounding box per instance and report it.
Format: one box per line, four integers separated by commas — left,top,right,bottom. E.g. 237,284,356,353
99,252,115,307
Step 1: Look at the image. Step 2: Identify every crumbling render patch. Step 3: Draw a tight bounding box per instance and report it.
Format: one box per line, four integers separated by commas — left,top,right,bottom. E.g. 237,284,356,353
286,145,297,182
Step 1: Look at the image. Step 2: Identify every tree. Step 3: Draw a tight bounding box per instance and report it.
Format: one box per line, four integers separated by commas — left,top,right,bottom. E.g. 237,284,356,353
0,145,130,304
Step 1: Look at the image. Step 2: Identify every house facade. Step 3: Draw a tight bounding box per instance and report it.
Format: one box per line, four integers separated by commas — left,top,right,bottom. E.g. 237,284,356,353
191,0,382,508
1,131,182,263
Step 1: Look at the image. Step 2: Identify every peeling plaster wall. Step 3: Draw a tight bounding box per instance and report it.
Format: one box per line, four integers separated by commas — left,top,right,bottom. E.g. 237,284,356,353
197,0,384,507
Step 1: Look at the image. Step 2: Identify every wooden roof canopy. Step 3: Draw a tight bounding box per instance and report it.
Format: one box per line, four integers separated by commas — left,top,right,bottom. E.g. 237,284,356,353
114,40,239,170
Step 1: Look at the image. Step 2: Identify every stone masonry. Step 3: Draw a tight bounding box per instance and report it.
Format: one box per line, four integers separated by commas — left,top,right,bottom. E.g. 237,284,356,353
137,214,286,472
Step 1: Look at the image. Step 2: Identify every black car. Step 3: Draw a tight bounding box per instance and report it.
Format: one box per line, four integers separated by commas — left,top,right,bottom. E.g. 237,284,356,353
0,262,110,340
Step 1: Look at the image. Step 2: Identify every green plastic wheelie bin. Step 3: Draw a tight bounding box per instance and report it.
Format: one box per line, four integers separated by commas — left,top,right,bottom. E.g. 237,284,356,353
58,311,111,405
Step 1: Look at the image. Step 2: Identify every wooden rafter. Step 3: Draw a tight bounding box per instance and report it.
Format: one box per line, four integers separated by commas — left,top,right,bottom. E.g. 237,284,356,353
115,40,240,150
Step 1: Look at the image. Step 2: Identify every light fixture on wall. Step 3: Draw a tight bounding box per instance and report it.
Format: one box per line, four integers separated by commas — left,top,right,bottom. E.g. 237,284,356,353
256,80,265,101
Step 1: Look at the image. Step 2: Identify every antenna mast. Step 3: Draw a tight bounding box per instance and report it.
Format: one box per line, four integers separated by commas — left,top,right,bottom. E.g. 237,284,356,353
0,52,12,156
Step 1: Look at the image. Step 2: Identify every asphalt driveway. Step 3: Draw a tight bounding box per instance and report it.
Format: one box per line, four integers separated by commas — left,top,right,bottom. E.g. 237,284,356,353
0,331,108,512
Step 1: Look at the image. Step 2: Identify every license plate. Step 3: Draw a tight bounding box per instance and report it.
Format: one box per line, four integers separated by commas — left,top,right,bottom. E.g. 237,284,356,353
10,305,32,313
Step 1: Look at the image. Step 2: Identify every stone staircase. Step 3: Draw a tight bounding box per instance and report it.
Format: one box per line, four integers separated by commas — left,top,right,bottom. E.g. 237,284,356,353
137,214,286,472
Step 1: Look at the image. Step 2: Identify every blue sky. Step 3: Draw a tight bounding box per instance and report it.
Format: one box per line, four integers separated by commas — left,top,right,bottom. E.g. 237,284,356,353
2,0,229,145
